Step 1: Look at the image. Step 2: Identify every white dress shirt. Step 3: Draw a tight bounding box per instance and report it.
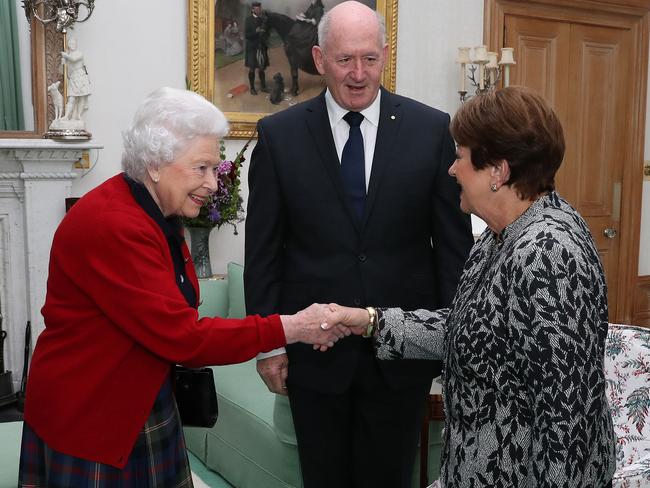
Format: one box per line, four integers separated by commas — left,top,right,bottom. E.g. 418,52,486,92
324,88,381,190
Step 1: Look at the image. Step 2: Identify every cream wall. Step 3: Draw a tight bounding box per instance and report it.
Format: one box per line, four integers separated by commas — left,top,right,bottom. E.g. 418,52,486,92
15,0,649,275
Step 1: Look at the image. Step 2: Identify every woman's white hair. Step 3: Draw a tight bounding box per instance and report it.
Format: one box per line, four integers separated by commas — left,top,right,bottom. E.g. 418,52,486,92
121,87,229,182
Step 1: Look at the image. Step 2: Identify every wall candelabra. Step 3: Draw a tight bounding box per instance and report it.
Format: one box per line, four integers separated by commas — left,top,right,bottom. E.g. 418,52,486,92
456,46,516,103
22,0,95,32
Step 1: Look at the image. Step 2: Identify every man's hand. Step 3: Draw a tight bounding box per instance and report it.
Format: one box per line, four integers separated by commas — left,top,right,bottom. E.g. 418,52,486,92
257,354,289,395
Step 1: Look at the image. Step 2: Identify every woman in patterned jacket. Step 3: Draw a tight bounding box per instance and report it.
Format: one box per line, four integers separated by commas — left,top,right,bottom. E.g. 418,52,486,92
328,86,616,487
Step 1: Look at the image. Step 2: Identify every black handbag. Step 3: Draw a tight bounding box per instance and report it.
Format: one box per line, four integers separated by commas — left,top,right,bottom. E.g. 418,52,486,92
174,366,218,428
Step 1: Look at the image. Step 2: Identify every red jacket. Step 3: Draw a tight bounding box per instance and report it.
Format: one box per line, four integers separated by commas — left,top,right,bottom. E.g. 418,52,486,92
24,174,285,468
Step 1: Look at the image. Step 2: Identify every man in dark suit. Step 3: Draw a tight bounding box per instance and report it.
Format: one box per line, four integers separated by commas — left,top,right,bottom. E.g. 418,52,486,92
244,1,269,95
244,2,473,487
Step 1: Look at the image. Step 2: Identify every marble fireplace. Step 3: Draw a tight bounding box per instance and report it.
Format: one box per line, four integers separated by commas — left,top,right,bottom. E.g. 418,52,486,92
0,139,101,391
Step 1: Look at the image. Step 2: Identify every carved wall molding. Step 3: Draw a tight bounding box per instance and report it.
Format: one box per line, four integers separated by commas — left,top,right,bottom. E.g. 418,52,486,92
0,182,24,201
0,139,101,154
1,150,84,162
44,23,64,126
0,172,79,180
9,149,84,160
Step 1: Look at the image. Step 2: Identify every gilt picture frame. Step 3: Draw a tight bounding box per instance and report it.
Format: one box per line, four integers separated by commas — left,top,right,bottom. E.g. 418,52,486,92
187,0,398,139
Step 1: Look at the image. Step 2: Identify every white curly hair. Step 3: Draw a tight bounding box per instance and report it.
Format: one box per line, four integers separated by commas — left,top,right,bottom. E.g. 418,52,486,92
121,87,229,182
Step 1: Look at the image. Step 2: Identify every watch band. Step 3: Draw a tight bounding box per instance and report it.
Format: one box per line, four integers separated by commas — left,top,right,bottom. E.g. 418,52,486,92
363,306,377,338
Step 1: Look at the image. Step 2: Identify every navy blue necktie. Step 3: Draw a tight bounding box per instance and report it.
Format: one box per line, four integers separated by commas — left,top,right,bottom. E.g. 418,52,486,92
341,111,365,220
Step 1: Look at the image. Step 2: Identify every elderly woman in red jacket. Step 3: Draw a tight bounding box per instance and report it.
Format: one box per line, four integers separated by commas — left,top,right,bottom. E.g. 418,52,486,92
18,87,346,487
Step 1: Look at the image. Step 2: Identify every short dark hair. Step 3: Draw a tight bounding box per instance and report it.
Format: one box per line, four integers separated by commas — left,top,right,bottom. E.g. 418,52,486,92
450,86,565,200
252,1,261,7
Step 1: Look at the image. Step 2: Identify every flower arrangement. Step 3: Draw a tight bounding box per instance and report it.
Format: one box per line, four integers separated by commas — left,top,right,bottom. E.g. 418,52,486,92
183,137,252,233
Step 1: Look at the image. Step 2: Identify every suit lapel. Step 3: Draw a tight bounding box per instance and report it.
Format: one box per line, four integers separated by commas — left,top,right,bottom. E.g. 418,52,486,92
363,88,403,227
304,92,361,231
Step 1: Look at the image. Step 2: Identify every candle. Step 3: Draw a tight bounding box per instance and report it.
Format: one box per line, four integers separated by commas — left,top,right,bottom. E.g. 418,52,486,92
486,52,498,69
456,47,471,92
486,52,498,86
460,64,467,91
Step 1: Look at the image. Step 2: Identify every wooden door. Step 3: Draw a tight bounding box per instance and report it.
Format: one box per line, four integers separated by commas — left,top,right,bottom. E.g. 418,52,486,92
504,14,635,319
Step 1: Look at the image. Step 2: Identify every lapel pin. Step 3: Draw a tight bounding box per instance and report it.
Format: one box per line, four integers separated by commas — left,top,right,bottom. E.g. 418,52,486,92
390,115,396,120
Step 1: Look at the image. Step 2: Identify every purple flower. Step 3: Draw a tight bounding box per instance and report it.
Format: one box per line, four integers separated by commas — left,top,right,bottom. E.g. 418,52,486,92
219,160,233,174
208,206,221,222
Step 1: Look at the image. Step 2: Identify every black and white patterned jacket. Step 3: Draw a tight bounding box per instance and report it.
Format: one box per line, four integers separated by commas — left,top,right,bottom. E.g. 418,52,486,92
375,192,616,487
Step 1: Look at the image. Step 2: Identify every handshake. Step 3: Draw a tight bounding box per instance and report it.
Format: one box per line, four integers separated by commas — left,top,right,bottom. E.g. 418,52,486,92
280,303,374,351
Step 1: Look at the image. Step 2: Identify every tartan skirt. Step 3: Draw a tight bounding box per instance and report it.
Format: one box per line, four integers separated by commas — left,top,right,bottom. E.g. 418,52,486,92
18,377,193,488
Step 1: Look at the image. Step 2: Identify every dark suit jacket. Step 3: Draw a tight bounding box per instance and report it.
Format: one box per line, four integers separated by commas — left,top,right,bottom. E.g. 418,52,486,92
245,88,473,393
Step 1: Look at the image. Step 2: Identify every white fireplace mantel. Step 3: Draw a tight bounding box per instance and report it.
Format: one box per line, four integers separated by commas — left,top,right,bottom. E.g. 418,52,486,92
0,138,102,390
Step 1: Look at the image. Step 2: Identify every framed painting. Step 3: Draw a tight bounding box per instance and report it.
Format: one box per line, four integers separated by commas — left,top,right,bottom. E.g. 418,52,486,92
188,0,398,138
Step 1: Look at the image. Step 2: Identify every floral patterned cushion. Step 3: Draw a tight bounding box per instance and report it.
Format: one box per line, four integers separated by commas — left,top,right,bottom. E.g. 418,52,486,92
605,323,650,487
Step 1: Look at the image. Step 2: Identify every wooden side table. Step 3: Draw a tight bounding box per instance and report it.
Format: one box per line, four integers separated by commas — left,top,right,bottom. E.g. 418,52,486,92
420,393,444,488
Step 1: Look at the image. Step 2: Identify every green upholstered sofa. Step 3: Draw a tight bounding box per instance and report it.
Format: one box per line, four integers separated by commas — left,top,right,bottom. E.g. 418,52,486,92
186,263,444,488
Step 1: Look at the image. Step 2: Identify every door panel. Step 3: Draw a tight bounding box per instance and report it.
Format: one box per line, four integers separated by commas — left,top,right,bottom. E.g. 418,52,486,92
567,24,631,316
574,43,615,214
505,16,570,108
504,16,574,202
505,15,634,318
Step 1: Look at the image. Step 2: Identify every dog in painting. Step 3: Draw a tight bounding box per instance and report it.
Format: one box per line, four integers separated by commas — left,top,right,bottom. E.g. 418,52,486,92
269,72,284,105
